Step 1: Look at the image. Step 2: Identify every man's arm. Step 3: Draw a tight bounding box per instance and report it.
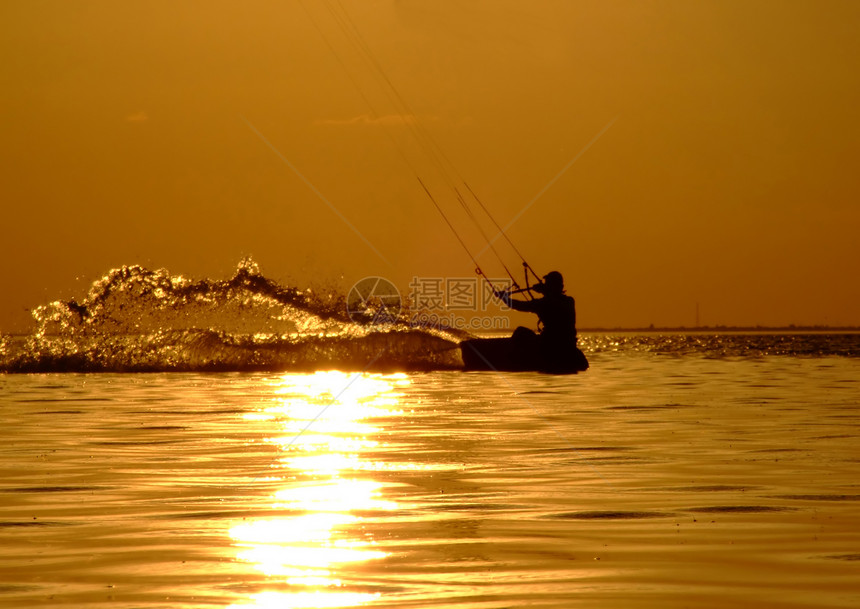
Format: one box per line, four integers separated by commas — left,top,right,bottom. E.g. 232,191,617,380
499,290,538,313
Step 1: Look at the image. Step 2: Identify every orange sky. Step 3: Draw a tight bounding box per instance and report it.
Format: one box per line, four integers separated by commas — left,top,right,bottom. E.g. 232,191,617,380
2,0,859,331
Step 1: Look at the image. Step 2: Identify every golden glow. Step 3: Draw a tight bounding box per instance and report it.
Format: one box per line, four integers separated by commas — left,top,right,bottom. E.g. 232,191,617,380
228,591,380,609
230,372,409,608
274,480,398,512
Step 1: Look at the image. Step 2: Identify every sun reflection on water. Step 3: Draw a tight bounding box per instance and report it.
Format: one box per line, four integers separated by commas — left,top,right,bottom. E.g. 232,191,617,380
228,371,409,609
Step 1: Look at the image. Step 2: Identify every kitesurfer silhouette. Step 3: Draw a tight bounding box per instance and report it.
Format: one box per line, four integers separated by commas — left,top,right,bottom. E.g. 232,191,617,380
499,271,588,373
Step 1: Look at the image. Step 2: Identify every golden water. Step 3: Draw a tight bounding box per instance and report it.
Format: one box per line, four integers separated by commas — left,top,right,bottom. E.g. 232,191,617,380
2,353,859,608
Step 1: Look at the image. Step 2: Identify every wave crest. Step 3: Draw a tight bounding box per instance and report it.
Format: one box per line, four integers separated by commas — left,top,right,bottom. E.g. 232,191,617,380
2,260,463,373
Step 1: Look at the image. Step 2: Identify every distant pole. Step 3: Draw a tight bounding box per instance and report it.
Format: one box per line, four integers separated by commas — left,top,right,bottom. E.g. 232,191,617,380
696,302,700,328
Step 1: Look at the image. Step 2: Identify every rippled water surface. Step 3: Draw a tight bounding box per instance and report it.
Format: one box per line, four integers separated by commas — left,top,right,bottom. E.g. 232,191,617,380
2,349,860,608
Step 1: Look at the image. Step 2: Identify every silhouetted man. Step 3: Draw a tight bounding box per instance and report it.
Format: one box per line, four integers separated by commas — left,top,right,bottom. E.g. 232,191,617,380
500,271,588,373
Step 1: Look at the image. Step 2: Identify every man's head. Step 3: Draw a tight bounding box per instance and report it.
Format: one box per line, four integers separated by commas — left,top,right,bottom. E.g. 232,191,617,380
540,271,564,295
